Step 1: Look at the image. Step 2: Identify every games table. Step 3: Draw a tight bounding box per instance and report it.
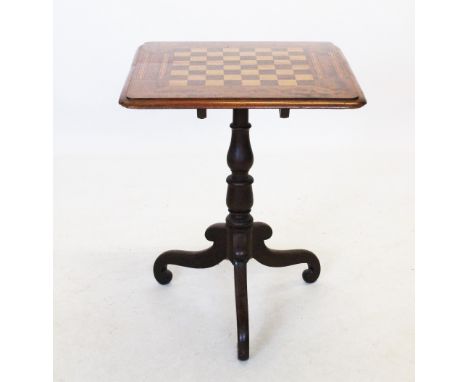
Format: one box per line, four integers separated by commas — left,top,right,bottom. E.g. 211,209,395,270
119,41,366,360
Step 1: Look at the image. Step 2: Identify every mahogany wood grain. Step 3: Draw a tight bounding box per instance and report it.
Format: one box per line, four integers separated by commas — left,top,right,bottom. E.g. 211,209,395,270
119,42,366,109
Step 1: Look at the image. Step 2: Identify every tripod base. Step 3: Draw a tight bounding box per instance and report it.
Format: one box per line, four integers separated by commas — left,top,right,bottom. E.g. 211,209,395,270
153,221,321,360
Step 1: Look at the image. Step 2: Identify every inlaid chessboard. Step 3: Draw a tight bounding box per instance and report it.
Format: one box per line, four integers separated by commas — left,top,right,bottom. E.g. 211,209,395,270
120,42,366,109
168,46,314,87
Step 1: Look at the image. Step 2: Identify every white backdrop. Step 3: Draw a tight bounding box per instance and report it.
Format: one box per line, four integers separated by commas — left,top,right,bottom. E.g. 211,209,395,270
54,1,414,381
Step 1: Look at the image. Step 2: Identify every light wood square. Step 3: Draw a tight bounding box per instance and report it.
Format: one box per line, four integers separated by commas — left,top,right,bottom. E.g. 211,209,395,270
224,56,240,61
207,69,224,75
296,74,314,80
225,65,241,70
223,47,239,52
241,60,259,66
287,47,304,52
241,69,259,75
292,64,310,70
174,51,190,57
169,80,187,86
258,65,275,70
290,55,307,61
275,59,292,65
187,75,206,80
259,74,277,80
224,74,242,80
205,80,224,86
257,55,273,61
240,59,257,65
207,51,223,57
191,48,207,52
206,60,224,66
272,51,288,56
277,69,294,75
255,48,271,52
278,79,297,86
242,80,261,86
188,65,207,71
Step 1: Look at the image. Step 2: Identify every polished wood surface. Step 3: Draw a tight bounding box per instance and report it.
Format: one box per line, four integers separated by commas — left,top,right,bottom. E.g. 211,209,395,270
119,42,366,109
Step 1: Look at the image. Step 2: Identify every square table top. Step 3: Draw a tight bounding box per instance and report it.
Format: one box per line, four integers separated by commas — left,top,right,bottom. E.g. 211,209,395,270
119,42,366,109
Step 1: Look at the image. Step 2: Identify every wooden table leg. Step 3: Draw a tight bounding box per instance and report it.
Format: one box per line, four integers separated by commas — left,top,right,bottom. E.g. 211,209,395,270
234,260,249,360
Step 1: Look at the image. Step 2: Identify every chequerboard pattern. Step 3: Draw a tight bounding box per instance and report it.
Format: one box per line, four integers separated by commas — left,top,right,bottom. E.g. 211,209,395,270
168,47,314,87
121,42,367,108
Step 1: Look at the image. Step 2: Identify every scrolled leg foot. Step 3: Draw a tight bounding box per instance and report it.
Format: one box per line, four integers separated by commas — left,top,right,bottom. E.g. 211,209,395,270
153,223,227,284
252,222,321,283
154,266,173,285
302,265,320,284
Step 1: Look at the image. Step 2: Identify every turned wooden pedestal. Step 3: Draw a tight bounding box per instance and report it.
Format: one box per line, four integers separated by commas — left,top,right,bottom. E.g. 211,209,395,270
153,109,320,360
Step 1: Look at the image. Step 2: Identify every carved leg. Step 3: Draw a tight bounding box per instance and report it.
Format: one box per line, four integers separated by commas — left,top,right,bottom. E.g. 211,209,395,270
153,223,227,284
252,222,321,283
234,261,249,360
